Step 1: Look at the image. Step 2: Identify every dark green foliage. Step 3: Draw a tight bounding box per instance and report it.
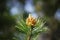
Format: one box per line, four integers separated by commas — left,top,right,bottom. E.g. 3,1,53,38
0,0,7,14
0,13,16,40
23,12,28,21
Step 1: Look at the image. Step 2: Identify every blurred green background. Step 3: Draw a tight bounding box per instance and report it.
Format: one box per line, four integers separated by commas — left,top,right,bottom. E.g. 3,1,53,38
0,0,60,40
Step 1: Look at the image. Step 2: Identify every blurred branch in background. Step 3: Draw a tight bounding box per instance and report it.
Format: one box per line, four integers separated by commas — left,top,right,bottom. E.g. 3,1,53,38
43,0,60,17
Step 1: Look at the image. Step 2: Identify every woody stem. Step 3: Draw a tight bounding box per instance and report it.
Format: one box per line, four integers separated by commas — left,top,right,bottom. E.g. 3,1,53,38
28,26,33,40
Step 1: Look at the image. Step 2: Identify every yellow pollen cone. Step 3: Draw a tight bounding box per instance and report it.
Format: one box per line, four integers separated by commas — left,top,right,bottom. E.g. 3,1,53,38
26,14,36,26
